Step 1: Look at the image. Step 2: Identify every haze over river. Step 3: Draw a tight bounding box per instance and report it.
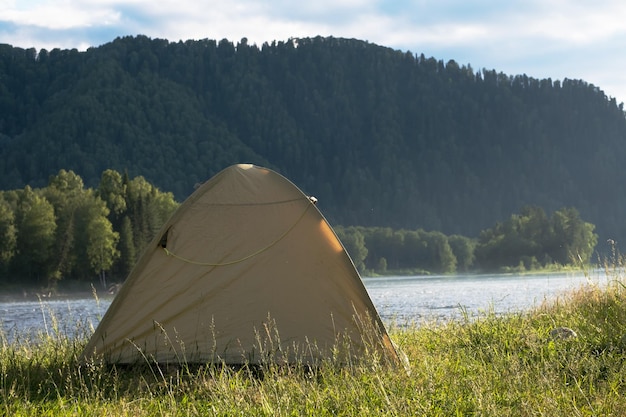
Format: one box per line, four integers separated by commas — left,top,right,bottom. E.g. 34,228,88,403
0,270,608,341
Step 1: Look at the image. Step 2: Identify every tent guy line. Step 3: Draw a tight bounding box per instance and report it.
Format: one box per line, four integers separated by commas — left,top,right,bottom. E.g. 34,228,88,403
160,201,314,267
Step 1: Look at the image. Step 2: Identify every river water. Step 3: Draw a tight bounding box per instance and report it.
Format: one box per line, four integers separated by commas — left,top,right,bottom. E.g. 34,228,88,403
0,270,607,342
365,270,605,325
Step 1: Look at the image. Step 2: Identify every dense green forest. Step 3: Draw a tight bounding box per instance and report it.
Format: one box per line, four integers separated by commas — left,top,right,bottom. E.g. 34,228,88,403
0,170,177,288
0,169,597,287
0,35,625,249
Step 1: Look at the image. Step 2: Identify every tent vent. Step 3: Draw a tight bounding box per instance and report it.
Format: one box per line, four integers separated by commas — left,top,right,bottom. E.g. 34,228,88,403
159,230,169,248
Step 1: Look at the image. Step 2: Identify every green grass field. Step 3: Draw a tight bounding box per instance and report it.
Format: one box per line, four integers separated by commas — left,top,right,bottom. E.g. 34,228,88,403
2,266,626,416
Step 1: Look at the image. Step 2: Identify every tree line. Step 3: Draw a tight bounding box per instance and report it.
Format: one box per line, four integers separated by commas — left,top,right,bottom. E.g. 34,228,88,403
0,169,177,289
336,205,597,275
0,36,625,247
0,168,598,290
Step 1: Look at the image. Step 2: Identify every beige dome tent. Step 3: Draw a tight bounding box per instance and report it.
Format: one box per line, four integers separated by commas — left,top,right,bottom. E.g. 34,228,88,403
81,164,398,366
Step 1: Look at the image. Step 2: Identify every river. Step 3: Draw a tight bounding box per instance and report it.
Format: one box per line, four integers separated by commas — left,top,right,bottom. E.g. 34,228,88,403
0,270,607,342
365,270,604,325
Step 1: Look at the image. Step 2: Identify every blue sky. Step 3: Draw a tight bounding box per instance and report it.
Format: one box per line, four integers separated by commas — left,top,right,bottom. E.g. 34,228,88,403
2,0,626,104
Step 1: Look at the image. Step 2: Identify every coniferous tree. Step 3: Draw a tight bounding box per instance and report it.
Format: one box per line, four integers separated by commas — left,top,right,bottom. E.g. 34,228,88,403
117,215,136,277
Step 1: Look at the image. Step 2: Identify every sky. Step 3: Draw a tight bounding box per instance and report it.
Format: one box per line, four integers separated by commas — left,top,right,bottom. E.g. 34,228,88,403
1,0,626,105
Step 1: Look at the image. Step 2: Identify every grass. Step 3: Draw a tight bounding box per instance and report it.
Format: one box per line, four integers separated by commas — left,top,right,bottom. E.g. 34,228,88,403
2,266,626,415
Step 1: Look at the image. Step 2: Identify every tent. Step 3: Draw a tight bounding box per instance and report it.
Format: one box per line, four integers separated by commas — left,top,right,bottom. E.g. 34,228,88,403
81,164,398,365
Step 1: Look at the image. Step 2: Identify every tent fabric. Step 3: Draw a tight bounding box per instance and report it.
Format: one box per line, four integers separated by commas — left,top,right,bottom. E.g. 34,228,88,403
81,164,398,365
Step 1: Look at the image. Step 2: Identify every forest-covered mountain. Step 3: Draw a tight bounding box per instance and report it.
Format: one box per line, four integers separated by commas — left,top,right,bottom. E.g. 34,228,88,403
1,35,625,246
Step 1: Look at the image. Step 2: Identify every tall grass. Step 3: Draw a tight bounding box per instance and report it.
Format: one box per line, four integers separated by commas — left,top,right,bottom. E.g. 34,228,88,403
3,265,626,415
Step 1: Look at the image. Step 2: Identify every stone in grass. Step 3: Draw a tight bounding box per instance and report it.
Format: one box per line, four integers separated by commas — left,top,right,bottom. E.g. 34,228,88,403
550,327,578,340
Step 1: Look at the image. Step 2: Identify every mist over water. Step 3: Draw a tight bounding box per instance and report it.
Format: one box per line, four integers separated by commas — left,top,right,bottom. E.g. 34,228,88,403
0,271,603,341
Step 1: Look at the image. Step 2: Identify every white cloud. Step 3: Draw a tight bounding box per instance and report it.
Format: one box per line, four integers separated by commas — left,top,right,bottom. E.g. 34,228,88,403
3,0,120,29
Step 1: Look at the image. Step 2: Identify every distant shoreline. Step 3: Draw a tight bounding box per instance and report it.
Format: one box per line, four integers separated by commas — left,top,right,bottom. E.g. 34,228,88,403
0,281,117,303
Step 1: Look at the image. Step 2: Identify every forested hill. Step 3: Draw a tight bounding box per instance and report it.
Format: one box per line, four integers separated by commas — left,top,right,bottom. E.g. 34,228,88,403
1,35,626,244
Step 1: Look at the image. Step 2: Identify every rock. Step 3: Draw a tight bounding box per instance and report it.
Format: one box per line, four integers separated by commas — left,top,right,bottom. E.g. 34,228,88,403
107,283,122,295
550,327,578,340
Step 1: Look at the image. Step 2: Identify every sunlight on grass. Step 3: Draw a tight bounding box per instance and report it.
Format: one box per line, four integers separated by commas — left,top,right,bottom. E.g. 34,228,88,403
3,262,626,415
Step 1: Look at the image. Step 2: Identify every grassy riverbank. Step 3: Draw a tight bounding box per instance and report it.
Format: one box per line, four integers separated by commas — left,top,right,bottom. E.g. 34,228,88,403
2,269,626,416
